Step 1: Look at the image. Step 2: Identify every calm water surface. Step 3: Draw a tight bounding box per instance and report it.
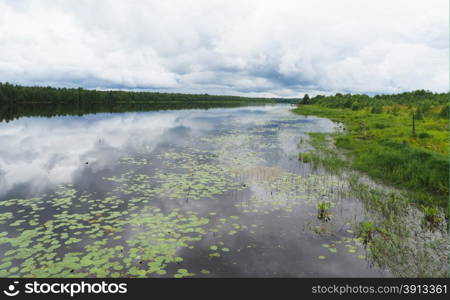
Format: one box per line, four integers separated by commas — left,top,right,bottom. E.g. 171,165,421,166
0,105,390,277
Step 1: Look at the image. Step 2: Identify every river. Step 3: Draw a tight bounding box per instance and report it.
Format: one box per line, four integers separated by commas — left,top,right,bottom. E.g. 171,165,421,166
0,104,406,277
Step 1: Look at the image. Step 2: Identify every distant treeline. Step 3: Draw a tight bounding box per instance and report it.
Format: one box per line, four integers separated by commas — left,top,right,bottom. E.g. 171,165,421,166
0,82,305,122
301,90,449,116
0,82,280,105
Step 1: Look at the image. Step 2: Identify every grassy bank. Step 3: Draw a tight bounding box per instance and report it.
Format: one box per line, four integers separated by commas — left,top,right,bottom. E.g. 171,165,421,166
293,97,449,211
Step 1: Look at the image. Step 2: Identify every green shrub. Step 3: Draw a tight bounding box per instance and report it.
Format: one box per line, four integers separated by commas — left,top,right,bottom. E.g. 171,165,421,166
391,105,400,116
351,102,360,111
298,152,312,163
371,106,383,114
418,132,432,139
438,105,449,119
415,109,423,120
374,122,389,129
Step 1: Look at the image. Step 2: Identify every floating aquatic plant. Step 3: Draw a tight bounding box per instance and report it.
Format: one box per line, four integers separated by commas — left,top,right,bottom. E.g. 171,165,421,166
1,109,446,279
317,201,333,222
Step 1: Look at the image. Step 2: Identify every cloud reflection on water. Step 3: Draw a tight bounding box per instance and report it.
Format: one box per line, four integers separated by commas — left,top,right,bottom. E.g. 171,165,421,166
0,105,335,198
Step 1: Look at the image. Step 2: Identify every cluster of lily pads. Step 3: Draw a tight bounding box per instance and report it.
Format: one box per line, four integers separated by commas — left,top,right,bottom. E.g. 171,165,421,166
317,234,366,261
0,113,387,277
0,184,214,277
119,156,152,166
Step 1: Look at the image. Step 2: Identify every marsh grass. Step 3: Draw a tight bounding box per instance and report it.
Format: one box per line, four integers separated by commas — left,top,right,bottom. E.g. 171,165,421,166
356,221,377,245
292,105,448,276
344,176,448,277
293,105,448,211
421,206,442,229
298,152,312,163
304,133,347,174
317,201,332,222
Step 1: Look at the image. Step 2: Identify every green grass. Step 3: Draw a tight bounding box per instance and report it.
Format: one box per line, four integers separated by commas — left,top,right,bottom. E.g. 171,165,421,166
345,177,447,277
306,133,347,174
317,201,332,221
422,206,442,229
356,221,377,245
293,105,449,210
294,105,448,154
298,152,312,163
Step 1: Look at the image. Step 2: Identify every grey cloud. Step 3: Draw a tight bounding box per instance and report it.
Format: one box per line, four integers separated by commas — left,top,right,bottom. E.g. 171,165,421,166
0,0,448,96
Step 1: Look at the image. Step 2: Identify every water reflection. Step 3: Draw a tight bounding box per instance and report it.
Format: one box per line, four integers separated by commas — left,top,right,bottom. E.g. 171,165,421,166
0,106,326,198
0,105,396,277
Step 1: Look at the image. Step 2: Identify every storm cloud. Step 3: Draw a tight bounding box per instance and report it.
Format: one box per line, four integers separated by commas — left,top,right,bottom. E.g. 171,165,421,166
0,0,448,97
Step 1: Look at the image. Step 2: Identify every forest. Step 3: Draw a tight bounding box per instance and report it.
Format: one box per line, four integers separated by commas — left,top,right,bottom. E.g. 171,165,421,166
0,82,294,122
302,90,448,116
0,82,277,105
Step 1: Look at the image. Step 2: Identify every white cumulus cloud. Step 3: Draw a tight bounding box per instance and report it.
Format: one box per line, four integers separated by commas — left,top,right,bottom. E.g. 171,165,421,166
0,0,448,96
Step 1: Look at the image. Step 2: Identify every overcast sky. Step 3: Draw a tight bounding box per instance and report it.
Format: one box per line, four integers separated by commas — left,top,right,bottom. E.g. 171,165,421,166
0,0,448,97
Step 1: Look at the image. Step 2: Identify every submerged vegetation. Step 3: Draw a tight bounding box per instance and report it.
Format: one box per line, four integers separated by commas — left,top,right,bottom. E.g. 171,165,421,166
347,178,447,277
